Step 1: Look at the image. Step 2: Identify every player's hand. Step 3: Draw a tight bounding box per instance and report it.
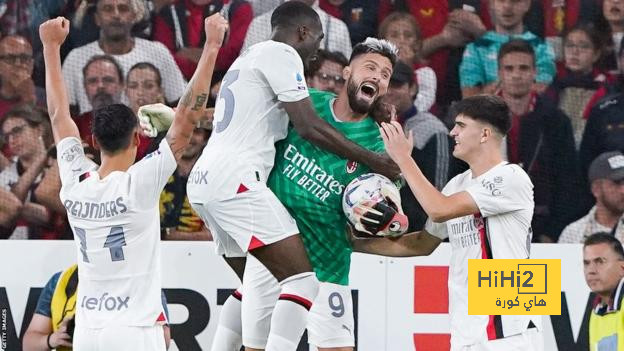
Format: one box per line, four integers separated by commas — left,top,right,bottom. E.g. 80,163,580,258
39,17,70,48
379,121,414,167
204,13,229,48
49,315,73,348
137,103,175,137
354,200,408,237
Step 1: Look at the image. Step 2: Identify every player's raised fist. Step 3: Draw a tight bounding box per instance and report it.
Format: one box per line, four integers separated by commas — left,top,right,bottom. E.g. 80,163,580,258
204,13,229,48
39,17,70,47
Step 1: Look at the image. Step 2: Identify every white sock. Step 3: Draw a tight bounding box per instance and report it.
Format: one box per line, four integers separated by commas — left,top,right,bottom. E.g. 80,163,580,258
265,272,319,351
210,289,243,351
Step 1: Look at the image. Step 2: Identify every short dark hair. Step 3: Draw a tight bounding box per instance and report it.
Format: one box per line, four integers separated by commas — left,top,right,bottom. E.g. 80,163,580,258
92,103,137,154
564,23,603,53
498,39,535,66
127,62,162,87
451,95,511,135
584,232,624,260
83,55,124,83
305,49,348,78
271,1,320,31
350,38,398,67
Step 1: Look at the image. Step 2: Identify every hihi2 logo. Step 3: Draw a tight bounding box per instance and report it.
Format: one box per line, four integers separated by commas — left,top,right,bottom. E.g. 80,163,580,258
468,259,561,315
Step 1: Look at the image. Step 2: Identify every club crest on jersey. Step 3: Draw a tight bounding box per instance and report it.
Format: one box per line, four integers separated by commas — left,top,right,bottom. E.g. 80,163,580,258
346,160,358,174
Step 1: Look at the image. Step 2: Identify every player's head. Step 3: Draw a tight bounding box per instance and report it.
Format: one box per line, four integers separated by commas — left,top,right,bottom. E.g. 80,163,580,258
271,1,324,68
449,95,510,161
91,103,139,156
343,38,397,114
583,232,624,298
83,55,124,110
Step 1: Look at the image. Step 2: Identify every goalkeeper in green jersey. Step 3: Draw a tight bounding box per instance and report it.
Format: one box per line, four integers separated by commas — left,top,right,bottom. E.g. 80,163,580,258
224,38,400,351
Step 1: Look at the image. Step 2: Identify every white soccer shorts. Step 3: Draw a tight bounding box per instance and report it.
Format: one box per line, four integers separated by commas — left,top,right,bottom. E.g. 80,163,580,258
241,255,355,349
190,186,299,257
73,325,166,351
454,328,544,351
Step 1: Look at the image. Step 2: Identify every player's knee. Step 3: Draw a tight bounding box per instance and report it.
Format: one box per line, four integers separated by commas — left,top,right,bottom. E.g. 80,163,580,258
278,272,320,309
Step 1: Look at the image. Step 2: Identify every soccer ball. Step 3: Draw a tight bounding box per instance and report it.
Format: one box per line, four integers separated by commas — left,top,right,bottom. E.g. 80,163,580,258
342,173,408,237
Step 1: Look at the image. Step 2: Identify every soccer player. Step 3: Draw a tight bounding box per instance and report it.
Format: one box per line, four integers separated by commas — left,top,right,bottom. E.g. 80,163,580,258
40,14,227,350
231,38,400,351
354,95,544,350
187,3,397,350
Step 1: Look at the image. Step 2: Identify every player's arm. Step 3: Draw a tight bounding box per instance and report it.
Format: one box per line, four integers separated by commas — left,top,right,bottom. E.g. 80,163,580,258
40,17,80,144
380,121,479,222
351,229,442,257
23,314,72,351
283,100,400,179
166,14,228,162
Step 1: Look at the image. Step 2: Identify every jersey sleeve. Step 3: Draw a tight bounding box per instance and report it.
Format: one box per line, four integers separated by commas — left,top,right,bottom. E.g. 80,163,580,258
424,217,449,240
56,137,98,188
256,44,309,102
131,138,177,208
34,272,61,317
465,165,533,217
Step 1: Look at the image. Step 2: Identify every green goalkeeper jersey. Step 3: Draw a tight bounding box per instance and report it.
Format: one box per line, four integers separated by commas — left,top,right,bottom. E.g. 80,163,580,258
268,89,385,285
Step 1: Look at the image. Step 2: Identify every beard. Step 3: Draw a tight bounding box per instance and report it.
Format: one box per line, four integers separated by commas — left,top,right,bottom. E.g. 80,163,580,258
91,91,117,110
346,78,378,114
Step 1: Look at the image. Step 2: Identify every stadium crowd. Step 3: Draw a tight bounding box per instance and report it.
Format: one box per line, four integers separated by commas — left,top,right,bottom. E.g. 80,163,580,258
0,0,622,245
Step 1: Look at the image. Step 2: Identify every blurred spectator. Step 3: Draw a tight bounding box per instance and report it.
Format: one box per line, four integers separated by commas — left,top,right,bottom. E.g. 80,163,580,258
160,114,212,241
559,151,624,244
378,11,436,113
66,0,151,54
125,61,165,115
382,61,452,231
152,0,253,80
580,77,624,193
497,40,579,242
242,0,352,59
247,0,281,17
318,0,381,45
0,35,42,120
477,1,599,62
594,0,624,74
23,264,171,351
305,49,347,94
544,24,614,148
459,0,555,98
62,0,186,115
582,233,624,351
379,1,488,108
125,61,166,159
72,56,152,162
0,105,65,239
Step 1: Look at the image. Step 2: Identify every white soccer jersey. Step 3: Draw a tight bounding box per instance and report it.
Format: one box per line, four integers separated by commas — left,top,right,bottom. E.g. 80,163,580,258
57,137,176,328
188,40,309,202
425,162,541,348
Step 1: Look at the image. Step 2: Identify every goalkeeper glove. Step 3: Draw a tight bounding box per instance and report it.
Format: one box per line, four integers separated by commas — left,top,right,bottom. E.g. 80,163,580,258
137,103,175,137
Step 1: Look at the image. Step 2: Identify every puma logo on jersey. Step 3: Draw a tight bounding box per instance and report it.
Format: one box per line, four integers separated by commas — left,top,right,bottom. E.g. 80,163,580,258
81,293,130,311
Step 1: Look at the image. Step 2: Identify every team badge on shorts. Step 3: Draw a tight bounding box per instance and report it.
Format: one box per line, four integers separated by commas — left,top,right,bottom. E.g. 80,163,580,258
346,160,358,174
